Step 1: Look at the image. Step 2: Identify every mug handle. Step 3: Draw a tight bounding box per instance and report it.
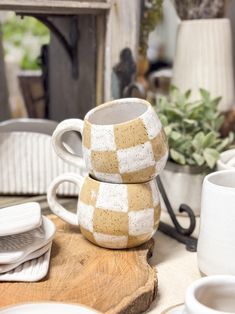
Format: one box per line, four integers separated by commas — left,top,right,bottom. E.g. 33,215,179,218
52,119,84,167
47,173,84,226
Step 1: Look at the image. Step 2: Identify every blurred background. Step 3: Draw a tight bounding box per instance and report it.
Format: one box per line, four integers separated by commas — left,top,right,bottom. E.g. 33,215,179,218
0,0,235,121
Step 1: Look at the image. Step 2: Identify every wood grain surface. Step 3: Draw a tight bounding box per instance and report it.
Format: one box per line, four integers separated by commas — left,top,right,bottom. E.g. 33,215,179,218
0,215,158,314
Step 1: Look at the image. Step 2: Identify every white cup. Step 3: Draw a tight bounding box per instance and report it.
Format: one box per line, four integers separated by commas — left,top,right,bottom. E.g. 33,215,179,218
217,149,235,170
197,170,235,276
183,275,235,314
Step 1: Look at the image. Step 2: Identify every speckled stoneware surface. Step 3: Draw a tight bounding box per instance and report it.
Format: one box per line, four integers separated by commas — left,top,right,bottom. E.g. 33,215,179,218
47,174,161,249
52,98,168,183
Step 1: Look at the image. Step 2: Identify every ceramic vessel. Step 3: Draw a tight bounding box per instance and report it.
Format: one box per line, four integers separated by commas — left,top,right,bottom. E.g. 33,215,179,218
183,275,235,314
172,19,235,112
47,173,161,249
0,132,87,195
197,170,235,275
0,216,55,264
160,162,204,216
217,149,235,170
0,302,101,314
0,202,41,236
0,242,52,274
0,246,52,282
52,98,168,183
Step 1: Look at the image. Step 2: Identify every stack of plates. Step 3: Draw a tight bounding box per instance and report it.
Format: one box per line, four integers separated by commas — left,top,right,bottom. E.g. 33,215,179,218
0,202,56,282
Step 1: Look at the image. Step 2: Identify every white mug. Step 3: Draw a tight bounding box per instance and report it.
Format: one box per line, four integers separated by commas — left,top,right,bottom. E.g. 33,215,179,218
47,173,161,249
183,275,235,314
51,98,168,183
197,170,235,276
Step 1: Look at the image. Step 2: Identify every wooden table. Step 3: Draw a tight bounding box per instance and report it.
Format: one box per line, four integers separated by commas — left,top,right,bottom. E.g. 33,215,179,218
0,196,201,314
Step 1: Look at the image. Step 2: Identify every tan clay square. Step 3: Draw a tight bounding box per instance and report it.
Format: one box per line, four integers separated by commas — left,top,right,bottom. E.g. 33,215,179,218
80,226,96,244
127,233,152,248
79,177,100,206
154,204,161,228
151,129,168,161
93,208,128,236
128,184,154,211
121,165,155,183
91,151,119,173
114,118,149,149
83,120,91,149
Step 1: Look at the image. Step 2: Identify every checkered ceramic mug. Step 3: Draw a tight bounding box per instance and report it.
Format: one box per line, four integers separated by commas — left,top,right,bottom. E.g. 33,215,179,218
52,98,168,183
47,173,161,249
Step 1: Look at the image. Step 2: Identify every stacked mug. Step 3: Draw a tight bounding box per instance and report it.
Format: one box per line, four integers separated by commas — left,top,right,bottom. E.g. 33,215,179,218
47,98,168,249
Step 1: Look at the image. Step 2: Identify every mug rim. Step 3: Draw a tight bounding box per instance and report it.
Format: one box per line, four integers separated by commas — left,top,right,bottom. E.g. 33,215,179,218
185,275,235,314
84,98,151,127
88,174,155,186
204,170,235,191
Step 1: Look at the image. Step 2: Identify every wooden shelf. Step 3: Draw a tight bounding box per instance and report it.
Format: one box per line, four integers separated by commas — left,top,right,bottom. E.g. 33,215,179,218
0,0,111,14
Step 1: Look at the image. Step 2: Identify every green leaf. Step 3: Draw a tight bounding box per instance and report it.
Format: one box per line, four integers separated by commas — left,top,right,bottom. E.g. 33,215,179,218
159,114,168,127
164,126,172,137
187,101,203,112
211,96,222,109
192,153,205,166
170,131,181,141
202,132,217,148
184,89,191,99
213,115,224,131
229,132,235,143
203,148,219,169
192,132,205,150
170,149,186,165
199,88,210,102
164,107,184,118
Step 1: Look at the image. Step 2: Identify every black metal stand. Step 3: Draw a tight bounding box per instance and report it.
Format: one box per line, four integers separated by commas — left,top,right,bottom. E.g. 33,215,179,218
156,176,198,252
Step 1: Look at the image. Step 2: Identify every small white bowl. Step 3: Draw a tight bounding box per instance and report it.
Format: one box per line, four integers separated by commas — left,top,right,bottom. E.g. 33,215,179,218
217,149,235,170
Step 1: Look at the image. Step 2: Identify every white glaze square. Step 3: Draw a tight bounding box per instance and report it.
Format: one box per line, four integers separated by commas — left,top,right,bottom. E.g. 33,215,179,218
117,142,155,173
94,232,128,249
128,208,154,236
90,125,116,151
96,183,128,212
78,201,94,232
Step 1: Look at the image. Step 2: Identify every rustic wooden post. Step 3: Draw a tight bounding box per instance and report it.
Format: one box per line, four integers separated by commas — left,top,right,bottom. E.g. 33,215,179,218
48,16,97,121
104,0,141,101
0,28,10,121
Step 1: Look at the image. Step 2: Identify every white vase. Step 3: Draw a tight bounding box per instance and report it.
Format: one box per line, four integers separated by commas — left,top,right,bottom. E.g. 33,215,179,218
172,18,235,112
160,162,205,216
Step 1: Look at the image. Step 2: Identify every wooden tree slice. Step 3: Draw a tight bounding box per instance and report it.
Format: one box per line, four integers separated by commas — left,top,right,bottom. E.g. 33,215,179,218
0,216,157,314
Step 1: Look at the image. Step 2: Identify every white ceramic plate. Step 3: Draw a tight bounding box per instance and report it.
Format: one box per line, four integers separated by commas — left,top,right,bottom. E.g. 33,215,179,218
0,202,41,236
0,302,100,314
161,304,184,314
0,216,55,264
0,245,51,282
0,242,52,273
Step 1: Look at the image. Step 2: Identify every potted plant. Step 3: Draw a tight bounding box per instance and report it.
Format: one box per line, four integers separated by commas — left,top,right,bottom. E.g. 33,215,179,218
154,86,234,215
172,0,234,112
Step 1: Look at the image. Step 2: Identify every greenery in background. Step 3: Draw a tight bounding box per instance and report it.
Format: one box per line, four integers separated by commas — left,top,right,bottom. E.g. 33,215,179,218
173,0,225,20
154,86,234,169
139,0,163,56
2,14,49,70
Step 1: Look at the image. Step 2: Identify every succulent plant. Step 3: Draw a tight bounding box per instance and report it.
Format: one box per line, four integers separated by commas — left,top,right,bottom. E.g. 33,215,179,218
154,86,234,169
174,0,225,20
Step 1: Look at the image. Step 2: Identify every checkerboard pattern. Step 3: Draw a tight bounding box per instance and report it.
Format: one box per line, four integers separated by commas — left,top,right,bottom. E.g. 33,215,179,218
78,177,161,248
82,105,168,183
